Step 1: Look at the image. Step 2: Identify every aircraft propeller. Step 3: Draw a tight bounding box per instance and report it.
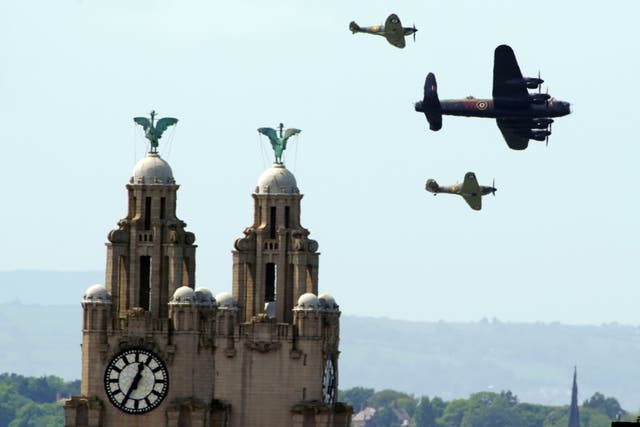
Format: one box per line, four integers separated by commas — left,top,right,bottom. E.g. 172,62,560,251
492,178,496,196
538,71,542,92
546,121,552,147
413,24,417,42
545,86,548,101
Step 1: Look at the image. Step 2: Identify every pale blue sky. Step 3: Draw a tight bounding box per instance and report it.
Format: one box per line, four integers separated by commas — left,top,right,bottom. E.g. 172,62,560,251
1,0,638,324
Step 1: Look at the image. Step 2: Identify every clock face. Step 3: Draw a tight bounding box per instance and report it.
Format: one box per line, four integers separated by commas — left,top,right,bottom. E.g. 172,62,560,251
104,348,169,414
322,359,336,404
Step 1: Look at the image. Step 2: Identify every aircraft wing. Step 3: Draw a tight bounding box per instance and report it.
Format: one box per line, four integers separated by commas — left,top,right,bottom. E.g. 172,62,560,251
496,119,530,150
461,172,480,195
462,194,482,211
460,172,482,210
492,44,529,107
384,14,405,48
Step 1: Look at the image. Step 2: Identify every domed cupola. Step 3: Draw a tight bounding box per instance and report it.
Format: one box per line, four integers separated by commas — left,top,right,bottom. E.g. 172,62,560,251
82,284,112,304
131,152,175,185
256,164,299,194
294,293,320,311
169,286,197,305
195,287,216,307
318,293,339,311
215,292,238,310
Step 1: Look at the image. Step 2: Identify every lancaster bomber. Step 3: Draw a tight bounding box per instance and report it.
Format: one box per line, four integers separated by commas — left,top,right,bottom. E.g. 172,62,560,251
426,172,496,211
349,14,417,49
415,44,571,150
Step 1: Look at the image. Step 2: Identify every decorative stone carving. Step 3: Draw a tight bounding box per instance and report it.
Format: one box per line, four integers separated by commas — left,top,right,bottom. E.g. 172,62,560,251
234,228,256,251
308,239,319,253
245,340,282,353
107,220,131,243
184,231,195,245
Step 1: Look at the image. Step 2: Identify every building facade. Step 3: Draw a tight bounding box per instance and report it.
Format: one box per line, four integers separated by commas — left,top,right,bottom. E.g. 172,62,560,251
64,146,351,427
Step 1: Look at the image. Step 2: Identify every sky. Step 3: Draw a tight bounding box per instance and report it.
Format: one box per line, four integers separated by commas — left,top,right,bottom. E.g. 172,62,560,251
0,0,638,325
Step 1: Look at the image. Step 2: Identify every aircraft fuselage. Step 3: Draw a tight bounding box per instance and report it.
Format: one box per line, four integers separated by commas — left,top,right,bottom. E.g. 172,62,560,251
415,98,571,119
429,184,495,197
353,25,417,38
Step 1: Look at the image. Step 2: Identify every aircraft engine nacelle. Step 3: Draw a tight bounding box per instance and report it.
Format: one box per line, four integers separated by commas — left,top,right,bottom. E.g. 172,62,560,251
425,179,439,193
523,77,544,89
529,93,551,104
532,118,554,129
528,130,551,141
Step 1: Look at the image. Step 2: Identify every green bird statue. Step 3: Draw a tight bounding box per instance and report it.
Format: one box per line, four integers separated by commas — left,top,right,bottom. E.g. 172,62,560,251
134,110,178,153
258,123,301,164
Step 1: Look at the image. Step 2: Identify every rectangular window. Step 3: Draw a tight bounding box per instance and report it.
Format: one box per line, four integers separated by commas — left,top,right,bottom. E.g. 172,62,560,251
144,197,152,230
160,197,166,220
285,206,290,228
269,207,276,238
140,256,151,310
265,263,276,302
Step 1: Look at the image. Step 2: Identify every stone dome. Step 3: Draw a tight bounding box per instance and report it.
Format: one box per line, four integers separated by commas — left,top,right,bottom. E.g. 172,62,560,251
131,152,175,185
215,292,237,309
318,293,338,311
255,163,299,194
83,284,111,304
295,293,319,310
169,286,196,305
195,287,216,306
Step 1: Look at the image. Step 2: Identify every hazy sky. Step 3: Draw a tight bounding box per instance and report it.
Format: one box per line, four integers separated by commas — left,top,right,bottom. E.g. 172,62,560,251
1,0,638,324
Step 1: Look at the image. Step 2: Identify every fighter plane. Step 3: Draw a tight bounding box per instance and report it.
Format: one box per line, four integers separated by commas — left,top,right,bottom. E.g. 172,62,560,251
426,172,496,211
415,44,571,150
349,14,417,49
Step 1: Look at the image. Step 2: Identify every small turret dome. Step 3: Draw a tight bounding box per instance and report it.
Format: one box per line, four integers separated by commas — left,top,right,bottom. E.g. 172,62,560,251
318,293,338,311
295,293,319,310
195,287,216,306
215,292,237,309
169,286,196,305
256,163,299,194
83,284,111,304
131,152,175,185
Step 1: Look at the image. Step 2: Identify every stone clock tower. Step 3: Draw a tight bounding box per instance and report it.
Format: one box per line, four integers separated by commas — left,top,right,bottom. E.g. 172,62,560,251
213,162,351,426
64,142,225,426
64,117,351,426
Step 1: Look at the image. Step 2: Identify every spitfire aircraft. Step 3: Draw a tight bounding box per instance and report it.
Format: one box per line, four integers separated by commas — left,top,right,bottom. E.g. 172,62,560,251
415,44,571,150
349,14,417,49
426,172,496,211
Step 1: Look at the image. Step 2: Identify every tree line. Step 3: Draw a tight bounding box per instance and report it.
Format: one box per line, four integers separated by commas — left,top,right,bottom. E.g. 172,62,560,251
0,372,629,427
340,387,629,427
0,373,79,427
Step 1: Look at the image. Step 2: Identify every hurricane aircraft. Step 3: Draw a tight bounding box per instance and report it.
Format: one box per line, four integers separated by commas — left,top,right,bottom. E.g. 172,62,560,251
349,14,417,49
426,172,496,211
415,44,571,150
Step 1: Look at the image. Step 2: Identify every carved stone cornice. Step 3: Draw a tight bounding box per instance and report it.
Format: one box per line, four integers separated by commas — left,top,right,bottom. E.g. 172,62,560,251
245,340,282,353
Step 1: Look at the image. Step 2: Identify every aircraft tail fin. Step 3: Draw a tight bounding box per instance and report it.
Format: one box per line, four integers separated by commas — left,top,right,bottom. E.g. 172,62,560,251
423,73,442,131
425,179,439,193
349,21,361,33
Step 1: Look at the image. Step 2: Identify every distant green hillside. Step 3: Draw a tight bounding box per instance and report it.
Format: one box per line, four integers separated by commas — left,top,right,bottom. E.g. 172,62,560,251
1,271,639,411
339,317,640,411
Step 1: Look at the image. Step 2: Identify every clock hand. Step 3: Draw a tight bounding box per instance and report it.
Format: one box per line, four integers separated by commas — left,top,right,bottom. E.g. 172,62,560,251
122,362,145,406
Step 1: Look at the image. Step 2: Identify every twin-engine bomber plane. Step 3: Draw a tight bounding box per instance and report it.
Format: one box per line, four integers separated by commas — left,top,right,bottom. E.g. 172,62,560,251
349,14,417,49
426,172,496,211
415,44,571,150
